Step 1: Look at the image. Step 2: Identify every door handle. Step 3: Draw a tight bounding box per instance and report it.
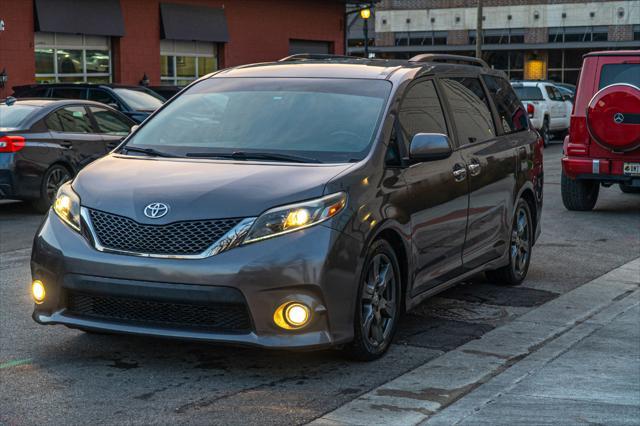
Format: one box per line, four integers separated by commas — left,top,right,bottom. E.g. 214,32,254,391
452,164,467,182
467,158,481,176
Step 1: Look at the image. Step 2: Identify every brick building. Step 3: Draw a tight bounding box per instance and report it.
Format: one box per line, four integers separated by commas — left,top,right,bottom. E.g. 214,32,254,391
0,0,359,98
347,0,640,84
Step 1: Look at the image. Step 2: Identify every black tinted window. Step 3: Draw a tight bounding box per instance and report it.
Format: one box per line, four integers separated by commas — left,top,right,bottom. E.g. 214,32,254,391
45,112,63,131
512,86,544,101
55,106,93,133
484,76,528,133
441,78,495,145
88,89,118,106
50,88,86,99
599,64,640,89
90,106,131,135
398,80,448,144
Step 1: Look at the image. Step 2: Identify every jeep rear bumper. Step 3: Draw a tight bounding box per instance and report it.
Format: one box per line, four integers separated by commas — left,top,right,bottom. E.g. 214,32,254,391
562,157,640,185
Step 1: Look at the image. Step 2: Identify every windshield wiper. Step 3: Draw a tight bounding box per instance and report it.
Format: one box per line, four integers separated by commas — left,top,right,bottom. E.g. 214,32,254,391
185,151,322,164
121,146,179,158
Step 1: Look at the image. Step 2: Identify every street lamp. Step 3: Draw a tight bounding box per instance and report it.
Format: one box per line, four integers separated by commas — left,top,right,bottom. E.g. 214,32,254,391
361,8,371,58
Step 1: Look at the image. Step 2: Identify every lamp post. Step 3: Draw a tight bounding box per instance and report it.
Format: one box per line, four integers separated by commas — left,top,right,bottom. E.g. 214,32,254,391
475,0,483,59
361,8,371,58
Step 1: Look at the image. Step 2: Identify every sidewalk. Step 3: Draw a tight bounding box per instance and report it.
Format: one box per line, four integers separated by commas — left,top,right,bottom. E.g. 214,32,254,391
311,258,640,426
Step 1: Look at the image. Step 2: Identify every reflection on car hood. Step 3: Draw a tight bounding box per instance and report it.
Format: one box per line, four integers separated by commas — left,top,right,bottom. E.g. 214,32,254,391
73,155,353,223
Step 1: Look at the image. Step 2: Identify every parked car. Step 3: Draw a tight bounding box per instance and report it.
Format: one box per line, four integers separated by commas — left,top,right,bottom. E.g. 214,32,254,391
561,50,640,210
511,80,572,146
11,84,164,123
0,97,135,211
554,84,576,103
148,85,184,101
31,54,543,360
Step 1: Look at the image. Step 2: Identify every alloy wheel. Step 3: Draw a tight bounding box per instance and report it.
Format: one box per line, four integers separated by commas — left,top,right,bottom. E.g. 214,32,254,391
46,167,71,202
510,206,531,278
361,253,397,349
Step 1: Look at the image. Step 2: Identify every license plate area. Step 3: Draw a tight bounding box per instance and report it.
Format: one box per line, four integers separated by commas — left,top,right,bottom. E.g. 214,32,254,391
623,162,640,176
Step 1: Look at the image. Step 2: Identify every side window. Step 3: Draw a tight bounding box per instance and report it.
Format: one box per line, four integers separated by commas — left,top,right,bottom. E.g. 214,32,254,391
89,106,132,135
45,112,63,132
88,89,118,107
440,78,495,145
56,106,94,133
482,75,528,134
398,79,448,146
545,86,562,101
50,88,86,99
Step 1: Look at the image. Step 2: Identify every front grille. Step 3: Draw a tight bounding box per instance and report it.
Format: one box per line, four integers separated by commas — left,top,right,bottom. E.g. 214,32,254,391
67,292,252,332
88,209,242,255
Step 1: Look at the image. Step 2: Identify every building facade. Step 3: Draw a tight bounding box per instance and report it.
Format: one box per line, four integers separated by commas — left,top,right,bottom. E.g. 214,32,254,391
0,0,354,97
348,0,640,84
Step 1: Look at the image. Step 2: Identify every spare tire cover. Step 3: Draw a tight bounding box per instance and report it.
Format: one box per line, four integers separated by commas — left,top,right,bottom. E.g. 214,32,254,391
586,83,640,152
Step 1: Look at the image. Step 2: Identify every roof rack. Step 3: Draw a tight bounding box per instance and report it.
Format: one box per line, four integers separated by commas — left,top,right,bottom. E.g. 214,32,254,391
409,54,489,68
278,53,360,62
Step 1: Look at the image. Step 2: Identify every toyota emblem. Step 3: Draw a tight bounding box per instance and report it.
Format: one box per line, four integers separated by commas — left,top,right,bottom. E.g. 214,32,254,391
613,112,624,124
144,202,169,219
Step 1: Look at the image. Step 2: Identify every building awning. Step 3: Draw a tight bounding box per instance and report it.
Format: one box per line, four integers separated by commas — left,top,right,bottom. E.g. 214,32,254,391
34,0,125,37
160,3,229,43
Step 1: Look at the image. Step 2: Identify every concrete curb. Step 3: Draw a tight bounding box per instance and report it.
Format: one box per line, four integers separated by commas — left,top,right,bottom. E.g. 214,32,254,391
309,258,640,426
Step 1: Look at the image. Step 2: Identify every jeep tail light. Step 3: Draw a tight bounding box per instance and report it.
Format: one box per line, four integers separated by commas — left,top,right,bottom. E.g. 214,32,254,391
527,104,535,117
565,116,589,156
0,135,26,153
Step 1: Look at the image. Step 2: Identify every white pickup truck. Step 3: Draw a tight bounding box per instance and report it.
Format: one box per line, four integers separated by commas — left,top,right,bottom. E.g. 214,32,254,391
511,81,573,146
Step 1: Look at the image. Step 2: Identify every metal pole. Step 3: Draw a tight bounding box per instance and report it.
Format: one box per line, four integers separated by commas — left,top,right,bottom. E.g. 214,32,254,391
363,16,369,58
475,0,483,59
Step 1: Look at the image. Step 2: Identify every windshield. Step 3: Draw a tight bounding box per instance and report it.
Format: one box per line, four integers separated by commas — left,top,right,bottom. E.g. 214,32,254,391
113,88,164,111
0,104,38,129
124,77,392,163
512,86,544,101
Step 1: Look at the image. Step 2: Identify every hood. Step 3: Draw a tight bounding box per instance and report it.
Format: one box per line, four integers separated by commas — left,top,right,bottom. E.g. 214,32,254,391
73,155,353,224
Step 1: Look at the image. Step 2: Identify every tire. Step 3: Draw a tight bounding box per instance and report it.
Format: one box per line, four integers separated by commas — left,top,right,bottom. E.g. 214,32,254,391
561,171,599,211
620,184,640,194
31,165,72,213
344,239,402,361
540,117,550,147
485,199,533,286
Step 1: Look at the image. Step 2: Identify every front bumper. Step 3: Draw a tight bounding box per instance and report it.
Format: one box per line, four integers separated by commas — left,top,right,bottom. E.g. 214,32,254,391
562,156,640,185
31,210,363,349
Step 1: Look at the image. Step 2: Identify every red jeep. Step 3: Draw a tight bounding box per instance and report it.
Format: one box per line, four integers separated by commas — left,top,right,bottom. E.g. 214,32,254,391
561,50,640,210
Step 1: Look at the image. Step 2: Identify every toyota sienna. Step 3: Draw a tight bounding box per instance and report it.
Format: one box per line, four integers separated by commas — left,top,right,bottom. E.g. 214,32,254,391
31,54,543,360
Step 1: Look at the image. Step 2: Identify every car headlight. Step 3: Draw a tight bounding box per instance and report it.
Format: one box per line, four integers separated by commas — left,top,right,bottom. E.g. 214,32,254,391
243,192,347,244
53,182,81,232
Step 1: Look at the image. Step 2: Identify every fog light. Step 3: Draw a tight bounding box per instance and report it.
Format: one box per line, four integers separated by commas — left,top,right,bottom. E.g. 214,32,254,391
274,302,311,330
32,280,45,304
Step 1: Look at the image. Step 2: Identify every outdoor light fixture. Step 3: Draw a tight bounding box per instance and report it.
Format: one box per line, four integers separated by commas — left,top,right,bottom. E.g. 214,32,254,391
0,68,7,88
359,8,371,20
0,19,5,32
534,11,540,20
139,72,149,87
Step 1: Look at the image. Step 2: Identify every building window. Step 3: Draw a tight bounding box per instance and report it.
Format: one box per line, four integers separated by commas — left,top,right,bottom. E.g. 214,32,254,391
160,40,218,86
34,33,111,83
395,31,447,46
634,25,640,41
470,29,524,45
548,26,608,43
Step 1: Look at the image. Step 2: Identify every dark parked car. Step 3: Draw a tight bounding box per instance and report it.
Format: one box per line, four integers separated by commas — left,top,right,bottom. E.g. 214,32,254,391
0,98,135,211
12,84,164,123
31,54,543,360
148,85,184,101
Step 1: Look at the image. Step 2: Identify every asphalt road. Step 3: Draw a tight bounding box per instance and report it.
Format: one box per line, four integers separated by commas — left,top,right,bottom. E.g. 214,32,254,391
1,142,639,425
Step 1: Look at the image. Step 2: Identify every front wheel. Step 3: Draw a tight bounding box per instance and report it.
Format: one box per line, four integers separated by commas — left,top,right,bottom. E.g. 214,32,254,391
486,199,533,286
344,239,401,361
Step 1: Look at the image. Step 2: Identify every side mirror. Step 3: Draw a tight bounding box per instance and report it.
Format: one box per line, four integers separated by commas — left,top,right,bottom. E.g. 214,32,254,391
130,124,139,133
409,133,452,162
562,94,572,102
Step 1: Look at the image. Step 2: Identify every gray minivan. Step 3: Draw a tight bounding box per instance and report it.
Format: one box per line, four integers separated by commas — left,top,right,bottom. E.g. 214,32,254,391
31,54,543,360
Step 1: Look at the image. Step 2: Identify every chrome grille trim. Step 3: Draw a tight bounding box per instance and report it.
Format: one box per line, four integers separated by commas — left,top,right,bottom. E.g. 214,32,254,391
80,207,256,259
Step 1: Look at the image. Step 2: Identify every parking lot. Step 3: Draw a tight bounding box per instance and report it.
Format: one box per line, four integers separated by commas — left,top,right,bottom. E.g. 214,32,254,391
1,142,639,425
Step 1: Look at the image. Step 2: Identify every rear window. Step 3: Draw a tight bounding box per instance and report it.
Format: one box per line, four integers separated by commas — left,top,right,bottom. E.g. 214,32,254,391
0,104,38,129
113,88,164,111
599,64,640,89
512,86,544,101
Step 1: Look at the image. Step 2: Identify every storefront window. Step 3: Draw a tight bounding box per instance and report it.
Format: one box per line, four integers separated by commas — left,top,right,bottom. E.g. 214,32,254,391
160,40,218,86
34,33,111,83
